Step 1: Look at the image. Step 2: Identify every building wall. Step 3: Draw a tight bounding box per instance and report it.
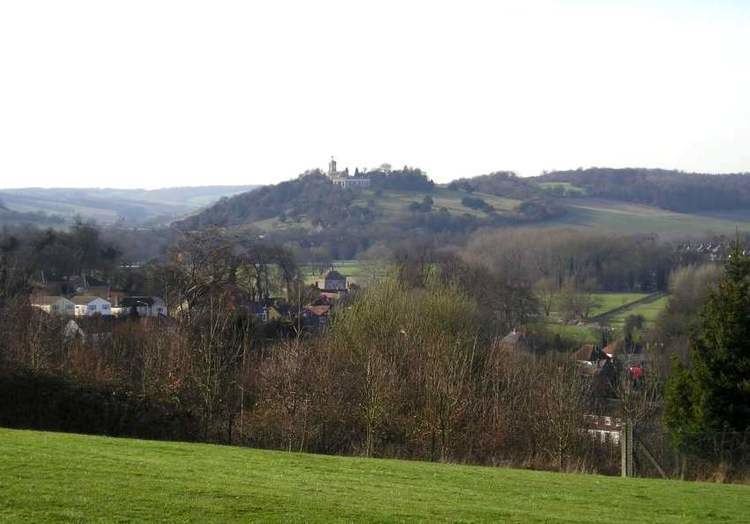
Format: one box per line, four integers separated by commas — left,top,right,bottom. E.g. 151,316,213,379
75,299,112,317
324,277,347,290
331,178,371,188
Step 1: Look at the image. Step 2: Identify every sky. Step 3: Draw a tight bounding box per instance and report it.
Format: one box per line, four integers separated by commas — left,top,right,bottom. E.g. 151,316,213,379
0,0,748,189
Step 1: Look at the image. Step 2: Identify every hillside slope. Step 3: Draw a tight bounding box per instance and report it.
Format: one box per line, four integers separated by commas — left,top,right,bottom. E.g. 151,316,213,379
175,169,750,255
0,186,257,226
174,172,558,236
1,428,748,522
538,198,750,236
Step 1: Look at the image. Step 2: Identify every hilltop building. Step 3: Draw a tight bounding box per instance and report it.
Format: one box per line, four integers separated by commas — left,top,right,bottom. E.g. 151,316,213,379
328,157,370,189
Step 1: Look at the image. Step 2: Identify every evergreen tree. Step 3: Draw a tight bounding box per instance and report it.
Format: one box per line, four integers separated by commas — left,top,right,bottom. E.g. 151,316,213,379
665,242,750,454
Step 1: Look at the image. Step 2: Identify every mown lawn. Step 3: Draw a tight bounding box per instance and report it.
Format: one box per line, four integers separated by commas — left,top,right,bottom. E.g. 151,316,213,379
1,429,748,522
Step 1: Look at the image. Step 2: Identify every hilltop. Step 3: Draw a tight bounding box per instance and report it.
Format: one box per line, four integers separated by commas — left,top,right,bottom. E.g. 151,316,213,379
2,428,748,522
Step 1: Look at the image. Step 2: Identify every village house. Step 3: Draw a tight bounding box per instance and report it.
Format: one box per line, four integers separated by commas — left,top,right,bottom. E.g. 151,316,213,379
107,290,128,307
302,304,331,329
31,296,75,316
584,415,622,445
71,295,113,317
496,328,532,354
316,269,348,292
116,296,167,317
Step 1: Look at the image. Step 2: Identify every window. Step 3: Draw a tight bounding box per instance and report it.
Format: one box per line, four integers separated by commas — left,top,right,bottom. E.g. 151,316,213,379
88,305,95,311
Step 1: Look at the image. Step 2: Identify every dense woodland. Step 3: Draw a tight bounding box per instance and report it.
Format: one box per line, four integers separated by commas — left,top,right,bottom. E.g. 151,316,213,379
448,171,541,199
538,168,750,211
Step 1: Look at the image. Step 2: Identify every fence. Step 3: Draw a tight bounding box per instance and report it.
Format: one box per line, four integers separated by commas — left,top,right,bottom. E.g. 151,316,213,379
619,421,750,481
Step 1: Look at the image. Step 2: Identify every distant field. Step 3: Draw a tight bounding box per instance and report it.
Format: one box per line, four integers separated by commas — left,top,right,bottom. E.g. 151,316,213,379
589,292,650,317
537,181,587,196
537,198,750,236
544,292,668,343
0,186,256,226
1,429,748,522
606,294,670,327
300,259,389,286
548,292,648,322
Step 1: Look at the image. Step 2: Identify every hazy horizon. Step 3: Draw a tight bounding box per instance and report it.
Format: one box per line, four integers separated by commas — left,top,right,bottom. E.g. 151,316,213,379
2,1,748,189
2,164,750,192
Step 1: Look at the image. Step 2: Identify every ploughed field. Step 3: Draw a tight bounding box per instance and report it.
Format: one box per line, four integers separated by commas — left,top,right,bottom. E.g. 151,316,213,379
1,428,748,522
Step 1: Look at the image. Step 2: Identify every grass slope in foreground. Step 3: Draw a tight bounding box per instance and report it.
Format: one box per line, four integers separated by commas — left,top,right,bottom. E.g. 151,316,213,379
1,429,749,522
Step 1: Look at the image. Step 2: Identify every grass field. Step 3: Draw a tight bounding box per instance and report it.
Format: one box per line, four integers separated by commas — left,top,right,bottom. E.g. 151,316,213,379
543,292,669,344
606,295,670,327
300,259,389,286
1,428,749,522
537,182,588,196
588,292,650,317
534,198,750,236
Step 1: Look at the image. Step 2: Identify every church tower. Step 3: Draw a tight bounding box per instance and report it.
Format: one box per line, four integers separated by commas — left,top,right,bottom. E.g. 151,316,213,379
328,156,337,178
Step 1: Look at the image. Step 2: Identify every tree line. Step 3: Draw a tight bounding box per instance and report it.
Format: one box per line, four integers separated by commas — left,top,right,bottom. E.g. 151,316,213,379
537,168,750,212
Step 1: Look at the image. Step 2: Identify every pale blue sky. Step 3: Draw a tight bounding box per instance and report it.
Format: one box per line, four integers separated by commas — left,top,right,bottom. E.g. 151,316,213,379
0,0,748,188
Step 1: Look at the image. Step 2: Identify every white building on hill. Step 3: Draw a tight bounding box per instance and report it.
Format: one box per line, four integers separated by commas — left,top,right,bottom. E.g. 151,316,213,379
328,157,370,188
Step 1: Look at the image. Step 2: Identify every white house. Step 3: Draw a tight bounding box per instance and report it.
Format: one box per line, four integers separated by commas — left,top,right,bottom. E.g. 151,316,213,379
31,296,75,316
71,295,112,317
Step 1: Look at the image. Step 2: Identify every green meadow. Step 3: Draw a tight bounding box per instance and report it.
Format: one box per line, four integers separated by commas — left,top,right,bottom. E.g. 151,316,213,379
544,199,750,235
1,428,748,522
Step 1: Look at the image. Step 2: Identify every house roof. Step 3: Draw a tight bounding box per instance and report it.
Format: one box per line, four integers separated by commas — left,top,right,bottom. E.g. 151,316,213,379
71,295,109,305
324,270,346,281
304,305,331,317
499,330,525,346
572,344,607,362
32,295,68,306
603,339,626,357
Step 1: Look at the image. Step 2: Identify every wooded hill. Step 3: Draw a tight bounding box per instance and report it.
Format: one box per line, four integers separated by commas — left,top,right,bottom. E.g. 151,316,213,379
174,167,750,259
173,169,564,259
535,168,750,212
